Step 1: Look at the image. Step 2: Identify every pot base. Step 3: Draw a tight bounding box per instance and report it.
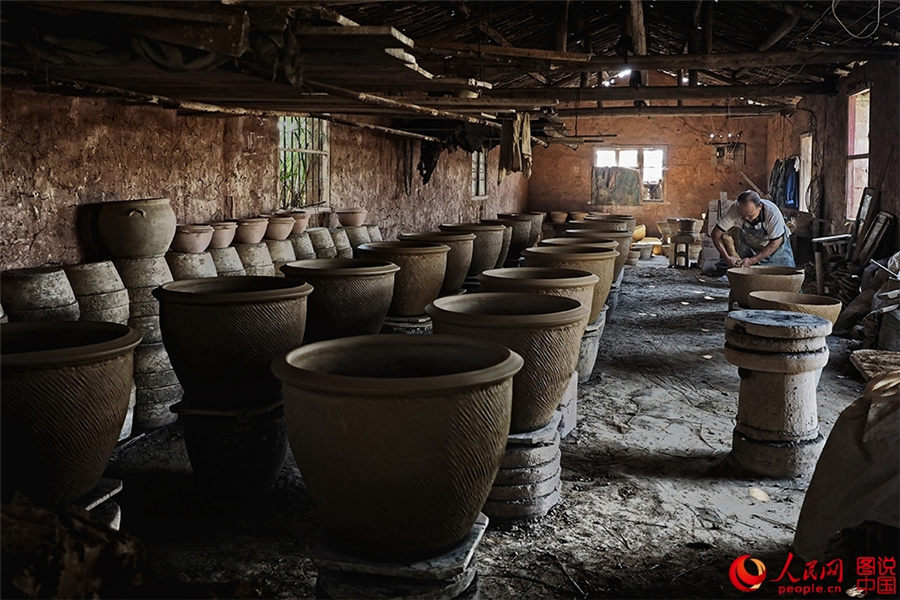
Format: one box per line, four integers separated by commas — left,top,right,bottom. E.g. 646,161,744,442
380,314,433,336
311,514,486,600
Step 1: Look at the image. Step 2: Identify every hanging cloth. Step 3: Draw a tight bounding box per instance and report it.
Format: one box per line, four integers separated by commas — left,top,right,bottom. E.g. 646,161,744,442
498,113,532,183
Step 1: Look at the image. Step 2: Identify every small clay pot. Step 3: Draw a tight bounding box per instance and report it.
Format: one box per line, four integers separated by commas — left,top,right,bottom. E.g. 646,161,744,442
427,293,589,433
727,266,805,308
357,241,450,317
208,221,238,249
438,223,505,276
568,211,588,221
64,261,124,296
2,321,142,504
336,207,368,227
97,198,177,259
632,242,654,260
264,215,295,241
550,211,568,224
626,250,641,266
273,334,523,560
289,211,310,235
398,231,475,295
281,258,400,342
632,224,647,242
748,291,842,325
171,224,214,253
478,267,600,322
154,277,313,409
134,382,182,429
234,217,268,244
166,251,218,280
522,246,619,321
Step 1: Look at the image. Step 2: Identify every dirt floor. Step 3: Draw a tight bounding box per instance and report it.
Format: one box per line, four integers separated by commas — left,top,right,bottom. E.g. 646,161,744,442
108,257,866,599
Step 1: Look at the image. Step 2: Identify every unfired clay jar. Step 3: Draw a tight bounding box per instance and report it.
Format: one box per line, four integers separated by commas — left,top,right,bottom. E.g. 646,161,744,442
234,217,269,244
265,239,297,277
564,228,632,282
491,215,532,260
153,277,313,409
478,267,601,322
747,291,843,325
208,222,237,249
336,207,367,227
171,224,214,253
281,259,400,342
97,197,176,258
2,321,142,504
357,241,450,316
427,293,589,433
289,211,309,235
727,266,805,308
273,334,523,559
479,219,514,267
522,246,619,322
438,223,505,276
264,215,296,241
398,231,475,295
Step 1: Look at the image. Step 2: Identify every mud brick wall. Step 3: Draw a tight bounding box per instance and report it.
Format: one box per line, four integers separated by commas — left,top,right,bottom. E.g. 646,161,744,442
526,114,769,237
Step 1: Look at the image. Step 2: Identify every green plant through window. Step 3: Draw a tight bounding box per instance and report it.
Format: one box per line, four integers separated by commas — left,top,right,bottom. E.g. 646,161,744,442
278,116,329,208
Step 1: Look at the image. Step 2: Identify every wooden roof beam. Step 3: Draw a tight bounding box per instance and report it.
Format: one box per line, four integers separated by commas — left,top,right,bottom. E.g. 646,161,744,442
551,105,792,117
759,0,900,44
464,82,834,102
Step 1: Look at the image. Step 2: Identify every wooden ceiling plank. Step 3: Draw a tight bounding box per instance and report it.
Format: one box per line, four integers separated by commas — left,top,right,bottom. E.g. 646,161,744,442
293,26,414,49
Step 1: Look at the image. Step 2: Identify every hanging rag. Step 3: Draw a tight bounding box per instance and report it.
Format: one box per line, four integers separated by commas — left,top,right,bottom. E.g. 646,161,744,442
498,113,532,183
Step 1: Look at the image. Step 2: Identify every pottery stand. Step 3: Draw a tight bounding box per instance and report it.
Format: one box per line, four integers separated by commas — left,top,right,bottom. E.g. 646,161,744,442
380,314,433,335
483,413,562,521
311,514,487,600
724,310,831,478
557,371,579,439
75,478,124,531
577,305,608,383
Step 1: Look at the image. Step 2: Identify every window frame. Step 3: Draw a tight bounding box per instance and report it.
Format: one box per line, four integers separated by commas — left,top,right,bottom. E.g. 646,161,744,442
799,132,813,213
278,116,330,209
845,89,870,220
471,149,488,198
593,146,668,202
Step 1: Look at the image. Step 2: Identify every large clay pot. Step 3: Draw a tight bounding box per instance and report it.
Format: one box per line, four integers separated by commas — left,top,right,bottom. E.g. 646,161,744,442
357,241,450,317
171,224,213,253
522,246,619,321
748,291,843,325
398,232,475,295
727,266,805,308
1,267,80,322
540,237,618,251
564,229,632,282
479,220,513,267
281,259,400,342
336,207,367,227
499,212,544,246
97,198,177,258
478,267,601,323
153,277,313,409
490,215,532,260
438,223,505,276
427,293,589,433
273,334,523,559
2,321,142,504
209,222,237,249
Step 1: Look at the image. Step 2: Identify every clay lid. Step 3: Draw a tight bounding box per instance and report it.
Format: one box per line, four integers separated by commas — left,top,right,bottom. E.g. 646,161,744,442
210,221,238,230
2,321,143,367
273,334,524,395
357,241,451,255
398,231,476,243
439,223,505,232
478,267,599,289
427,292,589,328
725,309,832,339
523,246,619,261
154,276,313,305
177,224,214,233
281,259,400,277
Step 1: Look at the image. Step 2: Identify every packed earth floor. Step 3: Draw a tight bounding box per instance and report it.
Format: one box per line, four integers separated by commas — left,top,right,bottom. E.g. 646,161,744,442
109,257,864,599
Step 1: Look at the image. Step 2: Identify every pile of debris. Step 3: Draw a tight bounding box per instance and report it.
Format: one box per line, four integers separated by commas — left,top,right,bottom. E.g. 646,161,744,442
833,251,900,351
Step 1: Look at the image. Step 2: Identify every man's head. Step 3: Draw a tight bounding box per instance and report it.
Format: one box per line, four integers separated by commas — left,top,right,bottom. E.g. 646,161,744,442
736,190,763,222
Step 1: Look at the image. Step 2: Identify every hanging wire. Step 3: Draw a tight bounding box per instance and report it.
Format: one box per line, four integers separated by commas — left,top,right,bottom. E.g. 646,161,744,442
831,0,883,39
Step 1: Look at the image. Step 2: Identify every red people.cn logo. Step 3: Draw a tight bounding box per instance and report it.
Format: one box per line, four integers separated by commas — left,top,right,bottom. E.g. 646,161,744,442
730,554,768,592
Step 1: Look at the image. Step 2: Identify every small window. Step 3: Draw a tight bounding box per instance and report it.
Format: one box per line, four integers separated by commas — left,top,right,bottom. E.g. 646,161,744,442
471,150,487,197
279,116,329,208
846,89,870,219
799,133,813,213
592,147,666,203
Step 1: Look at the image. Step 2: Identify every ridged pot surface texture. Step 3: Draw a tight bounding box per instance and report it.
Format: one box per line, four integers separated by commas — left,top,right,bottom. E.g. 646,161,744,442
522,246,618,319
398,232,475,294
438,224,504,276
478,267,601,323
564,229,632,281
357,242,449,316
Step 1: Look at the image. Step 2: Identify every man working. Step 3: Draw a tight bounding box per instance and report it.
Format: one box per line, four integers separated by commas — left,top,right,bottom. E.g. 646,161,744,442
712,190,796,268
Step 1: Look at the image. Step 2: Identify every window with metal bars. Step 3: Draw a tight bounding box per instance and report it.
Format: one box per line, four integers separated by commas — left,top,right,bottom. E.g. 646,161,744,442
471,150,487,197
278,116,329,208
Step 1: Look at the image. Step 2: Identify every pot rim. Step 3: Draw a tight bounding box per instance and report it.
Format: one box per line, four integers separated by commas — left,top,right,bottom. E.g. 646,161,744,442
281,259,400,277
357,241,451,255
564,229,633,240
727,266,805,277
2,321,143,367
266,216,296,224
171,398,282,418
398,231,476,243
748,291,841,307
478,267,599,289
495,213,534,221
153,276,313,305
439,223,505,232
236,217,268,224
177,224,214,233
427,292,589,328
522,247,620,261
540,238,618,249
273,334,524,395
335,207,367,214
210,221,238,230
